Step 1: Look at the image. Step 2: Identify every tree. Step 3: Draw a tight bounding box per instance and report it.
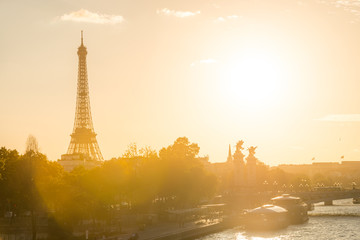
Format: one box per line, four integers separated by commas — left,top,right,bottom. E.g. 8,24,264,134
0,147,20,215
25,135,39,153
119,144,160,212
0,136,65,240
24,135,40,240
158,137,217,208
122,142,140,158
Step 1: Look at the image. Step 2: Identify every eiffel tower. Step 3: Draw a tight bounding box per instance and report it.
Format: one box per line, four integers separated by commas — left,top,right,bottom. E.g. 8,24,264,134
60,32,103,171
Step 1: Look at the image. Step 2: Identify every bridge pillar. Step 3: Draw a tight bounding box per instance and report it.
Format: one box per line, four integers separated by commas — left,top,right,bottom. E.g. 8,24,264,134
324,200,333,206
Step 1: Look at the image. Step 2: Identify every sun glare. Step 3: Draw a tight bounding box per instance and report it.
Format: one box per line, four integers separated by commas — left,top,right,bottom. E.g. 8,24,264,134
221,49,289,110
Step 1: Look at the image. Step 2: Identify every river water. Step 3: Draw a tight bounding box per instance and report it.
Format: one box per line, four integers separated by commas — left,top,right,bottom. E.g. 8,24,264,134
197,199,360,240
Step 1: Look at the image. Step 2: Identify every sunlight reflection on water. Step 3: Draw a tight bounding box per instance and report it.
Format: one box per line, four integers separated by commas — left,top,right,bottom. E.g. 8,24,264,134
197,199,360,240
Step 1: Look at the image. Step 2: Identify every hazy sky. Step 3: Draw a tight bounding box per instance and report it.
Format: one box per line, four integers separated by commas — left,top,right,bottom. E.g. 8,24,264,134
3,0,360,165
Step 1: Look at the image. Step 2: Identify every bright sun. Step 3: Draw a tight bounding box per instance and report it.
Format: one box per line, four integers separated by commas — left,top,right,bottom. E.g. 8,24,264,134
222,49,289,110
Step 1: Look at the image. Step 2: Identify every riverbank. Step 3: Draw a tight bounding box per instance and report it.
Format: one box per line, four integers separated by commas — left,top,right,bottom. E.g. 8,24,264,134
107,219,229,240
0,216,234,240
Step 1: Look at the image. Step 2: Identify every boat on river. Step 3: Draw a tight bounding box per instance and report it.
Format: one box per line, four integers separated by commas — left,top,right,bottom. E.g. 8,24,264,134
245,204,289,231
271,194,309,224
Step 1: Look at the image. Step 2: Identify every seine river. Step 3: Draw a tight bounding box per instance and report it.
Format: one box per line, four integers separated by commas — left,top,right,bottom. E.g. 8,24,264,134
197,199,360,240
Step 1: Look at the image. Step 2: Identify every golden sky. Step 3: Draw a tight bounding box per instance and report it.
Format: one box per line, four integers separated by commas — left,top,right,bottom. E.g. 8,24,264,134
2,0,360,165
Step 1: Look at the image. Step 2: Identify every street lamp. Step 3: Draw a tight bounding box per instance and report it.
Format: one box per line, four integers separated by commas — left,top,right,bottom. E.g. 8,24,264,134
263,180,269,191
273,181,278,193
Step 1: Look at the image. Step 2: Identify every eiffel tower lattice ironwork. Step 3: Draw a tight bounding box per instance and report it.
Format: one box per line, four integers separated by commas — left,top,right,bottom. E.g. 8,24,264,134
62,31,103,162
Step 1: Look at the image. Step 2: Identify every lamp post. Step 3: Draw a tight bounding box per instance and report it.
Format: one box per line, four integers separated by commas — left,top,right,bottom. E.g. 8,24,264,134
299,184,303,192
273,181,278,193
263,180,269,192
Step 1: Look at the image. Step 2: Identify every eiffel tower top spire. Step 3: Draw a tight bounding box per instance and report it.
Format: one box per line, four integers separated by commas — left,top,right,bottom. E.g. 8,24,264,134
61,31,103,167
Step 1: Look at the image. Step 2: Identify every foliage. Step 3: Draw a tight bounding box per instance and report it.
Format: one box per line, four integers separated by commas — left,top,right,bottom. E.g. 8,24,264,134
3,136,360,236
0,137,218,234
158,137,216,207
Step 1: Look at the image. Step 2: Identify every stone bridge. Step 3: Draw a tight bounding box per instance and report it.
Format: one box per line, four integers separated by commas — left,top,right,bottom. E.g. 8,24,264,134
291,189,360,205
227,189,360,208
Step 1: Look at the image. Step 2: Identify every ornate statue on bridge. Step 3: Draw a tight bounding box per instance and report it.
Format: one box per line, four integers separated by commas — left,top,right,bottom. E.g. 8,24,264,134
246,146,258,187
247,146,257,159
233,140,245,163
233,140,246,189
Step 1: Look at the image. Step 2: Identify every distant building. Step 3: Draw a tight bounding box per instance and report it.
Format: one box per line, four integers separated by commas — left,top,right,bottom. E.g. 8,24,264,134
227,144,233,163
59,154,101,172
341,161,360,168
278,161,360,179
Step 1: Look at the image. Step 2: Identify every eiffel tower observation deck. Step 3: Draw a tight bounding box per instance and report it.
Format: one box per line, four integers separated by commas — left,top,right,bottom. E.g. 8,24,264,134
59,31,103,171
